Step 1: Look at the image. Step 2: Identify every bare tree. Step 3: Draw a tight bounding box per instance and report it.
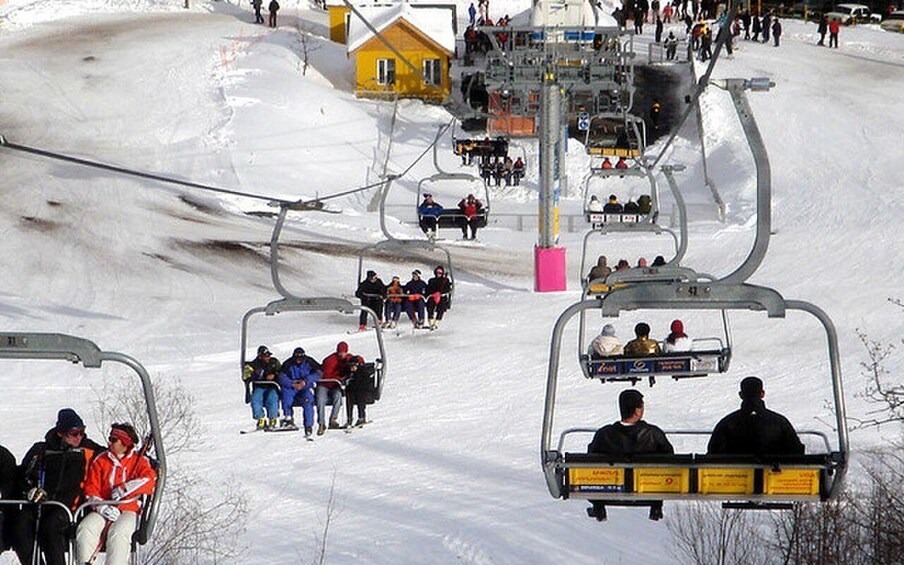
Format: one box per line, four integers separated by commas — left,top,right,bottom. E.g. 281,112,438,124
312,470,340,565
667,502,771,565
294,21,322,76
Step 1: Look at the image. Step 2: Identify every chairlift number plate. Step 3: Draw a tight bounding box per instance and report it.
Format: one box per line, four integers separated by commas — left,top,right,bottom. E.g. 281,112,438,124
568,467,625,493
2,335,28,348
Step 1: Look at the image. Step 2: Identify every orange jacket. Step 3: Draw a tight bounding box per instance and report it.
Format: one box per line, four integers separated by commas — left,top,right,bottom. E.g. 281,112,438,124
82,449,157,514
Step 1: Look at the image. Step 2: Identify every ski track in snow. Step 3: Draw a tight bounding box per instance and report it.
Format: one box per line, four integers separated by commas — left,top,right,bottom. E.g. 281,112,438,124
0,4,903,563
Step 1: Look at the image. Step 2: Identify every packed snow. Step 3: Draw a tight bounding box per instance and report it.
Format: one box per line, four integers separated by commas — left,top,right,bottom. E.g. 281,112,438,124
1,0,902,562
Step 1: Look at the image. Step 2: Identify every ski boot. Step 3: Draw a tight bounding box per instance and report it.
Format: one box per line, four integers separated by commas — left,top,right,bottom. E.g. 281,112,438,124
268,418,279,430
329,418,341,430
256,417,268,430
304,427,313,439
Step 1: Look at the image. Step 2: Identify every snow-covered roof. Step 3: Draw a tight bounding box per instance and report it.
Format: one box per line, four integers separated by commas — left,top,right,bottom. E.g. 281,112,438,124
347,3,455,54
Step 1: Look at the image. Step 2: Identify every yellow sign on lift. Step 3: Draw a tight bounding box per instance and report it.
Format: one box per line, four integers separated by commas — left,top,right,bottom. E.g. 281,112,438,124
764,468,821,496
569,467,625,492
698,468,756,495
634,468,690,494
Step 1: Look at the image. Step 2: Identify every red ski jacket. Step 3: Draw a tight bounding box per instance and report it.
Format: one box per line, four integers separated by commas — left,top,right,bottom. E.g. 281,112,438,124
82,449,156,514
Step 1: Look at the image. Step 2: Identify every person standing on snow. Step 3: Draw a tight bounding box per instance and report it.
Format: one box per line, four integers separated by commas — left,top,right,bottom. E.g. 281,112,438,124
243,345,282,430
828,18,840,48
425,265,453,330
268,0,280,28
355,270,386,331
468,2,477,26
277,347,321,434
771,18,782,46
75,423,156,565
252,0,264,24
14,409,104,565
655,16,664,42
665,31,678,60
817,14,828,46
751,12,761,41
761,12,771,43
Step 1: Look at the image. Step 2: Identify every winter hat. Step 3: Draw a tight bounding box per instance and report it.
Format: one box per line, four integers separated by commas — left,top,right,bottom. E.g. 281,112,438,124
634,322,651,337
608,194,618,202
109,423,139,448
412,269,421,276
424,193,433,198
392,276,400,281
740,376,764,400
670,320,684,334
337,341,349,354
257,345,271,357
618,389,644,420
293,347,305,356
652,255,666,267
56,408,84,432
366,270,377,278
601,324,616,337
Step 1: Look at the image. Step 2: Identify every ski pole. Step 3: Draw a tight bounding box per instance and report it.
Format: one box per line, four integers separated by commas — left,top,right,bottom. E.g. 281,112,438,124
30,465,44,565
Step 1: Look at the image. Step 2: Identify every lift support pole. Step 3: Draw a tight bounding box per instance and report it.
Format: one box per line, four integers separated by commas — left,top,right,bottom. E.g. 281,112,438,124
535,75,567,292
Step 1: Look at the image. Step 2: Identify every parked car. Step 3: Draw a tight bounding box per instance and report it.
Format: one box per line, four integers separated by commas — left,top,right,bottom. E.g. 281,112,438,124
826,3,882,23
880,10,904,32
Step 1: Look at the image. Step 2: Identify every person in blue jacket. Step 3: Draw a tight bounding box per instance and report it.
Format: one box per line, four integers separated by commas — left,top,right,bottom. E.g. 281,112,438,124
418,194,444,238
403,269,428,328
278,347,322,436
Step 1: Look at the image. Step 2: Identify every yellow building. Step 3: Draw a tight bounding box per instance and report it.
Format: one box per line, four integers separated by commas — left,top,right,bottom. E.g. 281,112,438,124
347,4,454,101
326,0,351,44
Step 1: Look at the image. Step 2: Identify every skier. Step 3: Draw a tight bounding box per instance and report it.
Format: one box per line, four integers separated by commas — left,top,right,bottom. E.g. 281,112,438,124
741,10,751,39
817,14,828,46
603,194,623,213
355,270,386,331
751,12,761,41
589,324,624,357
587,195,603,216
243,345,282,430
651,255,667,267
655,16,664,43
318,342,361,434
252,0,264,24
268,0,280,27
511,157,525,185
649,100,662,130
761,12,771,44
587,390,673,520
75,423,156,565
601,156,613,169
624,199,640,214
615,156,629,169
624,322,662,356
277,347,321,435
664,31,678,60
638,194,653,215
0,443,17,556
708,377,805,455
458,194,483,240
383,276,404,328
663,319,692,352
699,27,712,62
468,1,477,26
403,270,428,328
586,255,611,282
344,357,373,427
772,18,782,46
14,409,104,565
636,257,648,268
425,265,453,330
418,193,444,239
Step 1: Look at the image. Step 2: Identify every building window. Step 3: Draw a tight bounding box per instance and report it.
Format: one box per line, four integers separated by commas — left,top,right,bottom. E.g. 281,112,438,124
344,13,350,39
377,59,396,86
422,59,441,86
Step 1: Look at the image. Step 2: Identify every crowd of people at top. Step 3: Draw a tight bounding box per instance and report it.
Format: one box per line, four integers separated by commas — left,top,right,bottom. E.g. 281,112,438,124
355,266,453,331
243,342,374,437
456,137,526,188
586,193,653,215
0,410,157,565
586,254,668,283
418,193,486,240
589,320,691,358
586,376,806,519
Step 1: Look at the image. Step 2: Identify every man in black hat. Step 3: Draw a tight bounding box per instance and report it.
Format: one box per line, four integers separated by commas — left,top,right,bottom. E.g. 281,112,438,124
354,270,386,332
14,408,104,565
277,347,321,433
243,346,282,430
587,390,673,520
707,376,804,455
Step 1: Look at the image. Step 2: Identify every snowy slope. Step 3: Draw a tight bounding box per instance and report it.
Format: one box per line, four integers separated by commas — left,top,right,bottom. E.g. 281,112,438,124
1,1,903,562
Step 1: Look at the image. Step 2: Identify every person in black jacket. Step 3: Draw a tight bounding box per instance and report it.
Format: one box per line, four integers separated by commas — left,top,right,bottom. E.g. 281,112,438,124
355,270,386,331
268,0,280,27
243,345,283,430
588,390,673,520
424,265,453,330
14,409,104,565
707,376,804,456
0,444,17,556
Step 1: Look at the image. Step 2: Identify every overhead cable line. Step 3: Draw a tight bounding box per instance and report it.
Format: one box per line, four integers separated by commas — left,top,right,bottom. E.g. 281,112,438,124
0,119,452,207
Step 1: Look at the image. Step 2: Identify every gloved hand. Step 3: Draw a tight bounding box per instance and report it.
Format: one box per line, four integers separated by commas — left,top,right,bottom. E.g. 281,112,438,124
27,487,47,503
431,292,441,304
111,486,126,501
98,504,121,522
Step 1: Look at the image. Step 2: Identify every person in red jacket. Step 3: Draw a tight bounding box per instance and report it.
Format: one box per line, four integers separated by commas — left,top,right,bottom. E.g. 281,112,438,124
75,423,156,565
828,18,840,48
317,342,363,435
458,194,483,240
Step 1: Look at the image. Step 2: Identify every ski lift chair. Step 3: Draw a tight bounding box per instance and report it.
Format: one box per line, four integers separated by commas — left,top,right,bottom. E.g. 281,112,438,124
540,281,849,518
239,297,387,427
0,333,166,564
356,239,455,304
415,172,491,236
